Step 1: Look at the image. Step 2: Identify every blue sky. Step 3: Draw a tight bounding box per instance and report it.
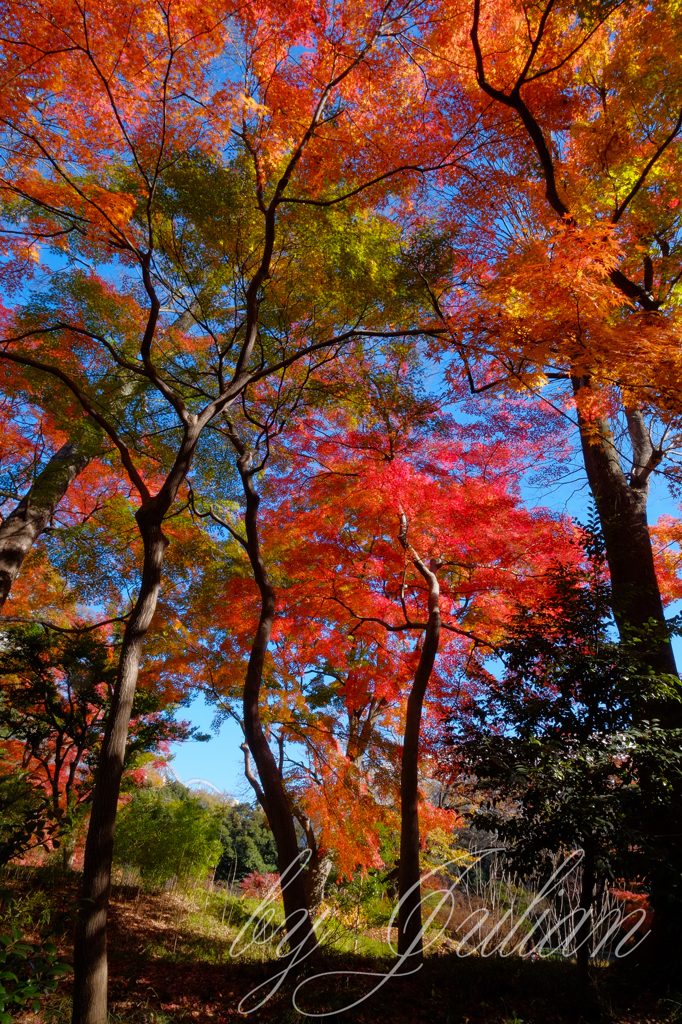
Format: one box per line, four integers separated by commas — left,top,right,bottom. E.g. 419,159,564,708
168,698,252,799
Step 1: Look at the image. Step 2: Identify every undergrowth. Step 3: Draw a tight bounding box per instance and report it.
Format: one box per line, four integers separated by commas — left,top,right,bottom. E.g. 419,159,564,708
0,866,680,1024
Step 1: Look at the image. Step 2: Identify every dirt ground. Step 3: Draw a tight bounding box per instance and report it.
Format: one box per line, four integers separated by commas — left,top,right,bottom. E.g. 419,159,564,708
3,870,681,1024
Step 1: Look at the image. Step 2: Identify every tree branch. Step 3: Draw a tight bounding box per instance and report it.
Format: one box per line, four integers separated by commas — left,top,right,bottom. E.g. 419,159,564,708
0,614,130,634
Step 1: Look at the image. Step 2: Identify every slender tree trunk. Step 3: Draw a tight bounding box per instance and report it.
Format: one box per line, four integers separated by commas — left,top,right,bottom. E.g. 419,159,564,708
61,833,77,872
236,451,317,956
397,521,442,959
60,791,78,872
397,614,440,957
0,442,90,609
346,694,387,766
68,414,201,1024
71,518,168,1024
575,844,595,1001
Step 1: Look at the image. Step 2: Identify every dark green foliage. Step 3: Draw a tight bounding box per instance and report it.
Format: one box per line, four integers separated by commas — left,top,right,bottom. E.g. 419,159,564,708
214,803,278,882
0,926,72,1023
0,771,48,867
450,524,682,891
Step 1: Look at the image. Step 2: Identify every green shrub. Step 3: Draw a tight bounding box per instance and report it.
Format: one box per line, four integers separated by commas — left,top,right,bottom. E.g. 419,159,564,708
0,927,71,1023
113,787,222,888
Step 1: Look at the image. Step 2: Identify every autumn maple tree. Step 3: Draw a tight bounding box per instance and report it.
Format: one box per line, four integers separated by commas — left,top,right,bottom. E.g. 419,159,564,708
419,0,682,682
2,0,682,1016
151,344,576,956
0,625,193,868
406,2,682,960
0,1,479,1017
268,355,576,957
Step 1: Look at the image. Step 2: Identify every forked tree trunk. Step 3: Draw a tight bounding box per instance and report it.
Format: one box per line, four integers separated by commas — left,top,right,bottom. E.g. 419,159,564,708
0,288,199,616
236,449,317,957
71,518,168,1024
397,524,442,959
0,441,90,609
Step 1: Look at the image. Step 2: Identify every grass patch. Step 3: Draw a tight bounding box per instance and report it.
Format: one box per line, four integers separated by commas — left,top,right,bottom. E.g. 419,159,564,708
1,867,680,1023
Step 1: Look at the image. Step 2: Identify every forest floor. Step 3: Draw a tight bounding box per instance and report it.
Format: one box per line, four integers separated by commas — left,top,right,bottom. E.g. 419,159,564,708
1,866,680,1024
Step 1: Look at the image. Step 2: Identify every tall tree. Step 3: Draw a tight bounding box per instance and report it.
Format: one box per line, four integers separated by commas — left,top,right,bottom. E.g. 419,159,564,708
0,3,461,1016
429,0,682,682
166,347,575,956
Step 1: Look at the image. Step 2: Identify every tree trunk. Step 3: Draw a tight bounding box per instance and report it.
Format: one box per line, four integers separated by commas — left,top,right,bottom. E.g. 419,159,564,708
573,382,682,971
68,411,203,1024
0,441,90,610
575,844,595,1000
291,809,333,921
71,518,168,1024
61,833,77,872
236,449,317,958
346,694,387,766
397,525,442,959
304,850,333,918
397,616,440,958
59,792,79,872
572,382,678,696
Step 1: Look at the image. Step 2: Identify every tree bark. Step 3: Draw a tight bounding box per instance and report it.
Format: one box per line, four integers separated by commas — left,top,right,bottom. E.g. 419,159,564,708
71,422,201,1024
292,808,333,919
71,517,168,1024
575,844,595,1001
0,441,90,609
572,381,678,696
468,19,676,687
61,832,77,872
397,523,441,959
235,446,317,957
346,694,387,766
304,850,333,918
396,613,440,957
